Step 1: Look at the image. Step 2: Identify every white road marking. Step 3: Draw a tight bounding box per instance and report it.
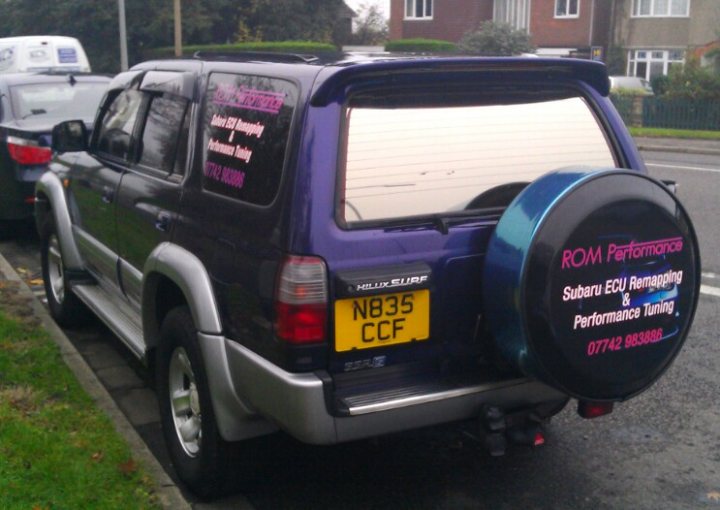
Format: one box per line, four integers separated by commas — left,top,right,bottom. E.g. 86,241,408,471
646,162,720,173
700,284,720,298
703,272,718,280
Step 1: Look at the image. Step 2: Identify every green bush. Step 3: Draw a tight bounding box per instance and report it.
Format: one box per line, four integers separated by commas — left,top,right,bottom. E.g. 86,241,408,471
457,21,534,56
384,38,457,53
650,74,670,95
611,88,652,96
663,57,720,100
144,41,338,60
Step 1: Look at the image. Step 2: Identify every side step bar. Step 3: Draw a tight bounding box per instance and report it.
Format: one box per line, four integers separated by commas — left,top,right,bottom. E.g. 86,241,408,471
72,284,146,359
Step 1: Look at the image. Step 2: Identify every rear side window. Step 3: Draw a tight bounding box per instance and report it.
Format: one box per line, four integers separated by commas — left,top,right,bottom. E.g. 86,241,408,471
341,94,616,224
138,94,189,174
201,73,298,205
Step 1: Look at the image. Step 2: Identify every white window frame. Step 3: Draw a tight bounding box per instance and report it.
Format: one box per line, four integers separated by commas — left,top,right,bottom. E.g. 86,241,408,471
555,0,580,19
627,49,685,80
404,0,433,20
494,0,531,31
631,0,690,18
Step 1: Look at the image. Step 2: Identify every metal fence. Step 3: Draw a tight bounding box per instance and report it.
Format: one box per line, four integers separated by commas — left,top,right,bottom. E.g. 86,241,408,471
610,95,720,131
642,98,720,130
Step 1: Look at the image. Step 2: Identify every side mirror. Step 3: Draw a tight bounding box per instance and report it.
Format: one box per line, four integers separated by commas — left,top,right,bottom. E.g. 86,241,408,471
52,120,88,153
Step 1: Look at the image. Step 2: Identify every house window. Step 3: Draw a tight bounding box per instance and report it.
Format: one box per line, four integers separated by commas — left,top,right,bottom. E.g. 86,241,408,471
405,0,433,19
555,0,580,18
628,49,685,80
494,0,531,31
632,0,689,17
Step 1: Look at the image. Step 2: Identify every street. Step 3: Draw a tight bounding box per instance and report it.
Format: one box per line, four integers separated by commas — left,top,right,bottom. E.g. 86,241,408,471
1,148,719,509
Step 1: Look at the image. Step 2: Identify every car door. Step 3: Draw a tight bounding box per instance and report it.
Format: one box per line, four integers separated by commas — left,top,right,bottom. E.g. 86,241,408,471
114,71,194,310
68,74,145,290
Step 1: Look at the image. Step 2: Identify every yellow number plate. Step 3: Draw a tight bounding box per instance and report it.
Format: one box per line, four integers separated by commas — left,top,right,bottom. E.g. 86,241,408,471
334,290,430,352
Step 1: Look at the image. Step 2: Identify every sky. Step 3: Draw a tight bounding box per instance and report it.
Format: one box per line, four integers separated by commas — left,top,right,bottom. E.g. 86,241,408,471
344,0,390,19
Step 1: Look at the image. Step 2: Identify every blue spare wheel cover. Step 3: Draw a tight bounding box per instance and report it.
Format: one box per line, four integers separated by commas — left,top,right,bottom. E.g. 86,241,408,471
483,169,700,401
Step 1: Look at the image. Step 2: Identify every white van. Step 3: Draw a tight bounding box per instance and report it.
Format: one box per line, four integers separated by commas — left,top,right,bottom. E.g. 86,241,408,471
0,36,91,74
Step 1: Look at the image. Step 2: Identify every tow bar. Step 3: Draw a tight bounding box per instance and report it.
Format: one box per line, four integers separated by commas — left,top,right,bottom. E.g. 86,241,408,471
479,405,546,457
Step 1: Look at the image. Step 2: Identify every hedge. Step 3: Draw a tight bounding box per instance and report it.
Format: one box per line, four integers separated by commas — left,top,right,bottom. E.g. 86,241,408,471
384,38,458,53
143,41,338,60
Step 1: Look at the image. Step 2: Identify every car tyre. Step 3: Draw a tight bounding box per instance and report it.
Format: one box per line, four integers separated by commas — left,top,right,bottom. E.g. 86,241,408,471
157,306,228,498
41,221,87,327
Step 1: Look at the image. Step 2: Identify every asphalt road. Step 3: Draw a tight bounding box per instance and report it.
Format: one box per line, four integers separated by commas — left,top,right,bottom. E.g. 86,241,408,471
1,149,719,509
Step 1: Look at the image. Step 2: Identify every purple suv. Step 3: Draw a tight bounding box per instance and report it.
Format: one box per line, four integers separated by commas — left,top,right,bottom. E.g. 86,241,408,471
36,53,700,497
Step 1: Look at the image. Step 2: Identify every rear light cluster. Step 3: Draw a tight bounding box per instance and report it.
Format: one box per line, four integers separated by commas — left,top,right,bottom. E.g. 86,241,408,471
274,255,328,344
7,136,52,165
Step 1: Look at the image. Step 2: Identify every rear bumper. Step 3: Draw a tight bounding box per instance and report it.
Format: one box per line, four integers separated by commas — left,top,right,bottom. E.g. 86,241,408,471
0,176,35,220
0,162,43,221
199,333,566,444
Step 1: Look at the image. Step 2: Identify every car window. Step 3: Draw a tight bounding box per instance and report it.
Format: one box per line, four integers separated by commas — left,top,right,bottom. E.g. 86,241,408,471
9,81,107,120
137,94,189,174
94,88,144,161
201,72,298,206
341,95,616,224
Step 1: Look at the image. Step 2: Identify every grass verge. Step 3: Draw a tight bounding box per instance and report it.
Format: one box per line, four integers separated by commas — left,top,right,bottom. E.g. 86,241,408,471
0,280,159,509
628,127,720,140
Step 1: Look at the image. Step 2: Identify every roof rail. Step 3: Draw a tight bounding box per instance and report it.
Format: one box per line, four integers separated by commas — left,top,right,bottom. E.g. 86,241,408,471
192,51,319,64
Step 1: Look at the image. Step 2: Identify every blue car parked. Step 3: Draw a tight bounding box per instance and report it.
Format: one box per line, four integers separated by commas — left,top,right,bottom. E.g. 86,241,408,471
0,72,109,237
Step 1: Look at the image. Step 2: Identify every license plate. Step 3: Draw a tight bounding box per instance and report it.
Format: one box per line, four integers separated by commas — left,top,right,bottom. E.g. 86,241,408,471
334,290,430,352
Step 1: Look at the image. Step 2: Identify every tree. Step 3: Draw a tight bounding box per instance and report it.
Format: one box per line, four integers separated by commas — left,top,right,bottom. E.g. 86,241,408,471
0,0,345,73
237,0,345,44
663,56,720,100
457,21,534,56
350,3,388,46
605,45,627,76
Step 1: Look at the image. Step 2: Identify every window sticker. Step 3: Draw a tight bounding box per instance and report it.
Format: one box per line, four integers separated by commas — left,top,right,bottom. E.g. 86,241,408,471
57,47,78,64
202,73,297,205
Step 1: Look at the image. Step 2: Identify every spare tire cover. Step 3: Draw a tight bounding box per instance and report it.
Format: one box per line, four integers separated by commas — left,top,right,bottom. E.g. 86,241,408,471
483,169,700,401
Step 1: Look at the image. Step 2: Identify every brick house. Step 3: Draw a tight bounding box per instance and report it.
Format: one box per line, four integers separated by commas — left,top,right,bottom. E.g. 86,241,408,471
389,0,611,57
389,0,719,76
388,0,494,44
611,0,720,80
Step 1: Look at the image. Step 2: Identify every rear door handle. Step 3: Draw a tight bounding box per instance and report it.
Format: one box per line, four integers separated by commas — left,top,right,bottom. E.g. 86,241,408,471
155,212,172,232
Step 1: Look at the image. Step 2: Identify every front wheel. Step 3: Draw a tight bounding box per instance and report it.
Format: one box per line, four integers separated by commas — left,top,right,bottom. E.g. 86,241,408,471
157,306,228,498
41,223,87,326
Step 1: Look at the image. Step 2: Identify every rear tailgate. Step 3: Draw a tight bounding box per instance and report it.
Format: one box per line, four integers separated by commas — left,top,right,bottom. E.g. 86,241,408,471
290,59,625,406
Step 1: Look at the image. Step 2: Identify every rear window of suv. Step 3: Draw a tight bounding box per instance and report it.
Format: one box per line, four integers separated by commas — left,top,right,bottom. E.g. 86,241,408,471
340,91,616,225
202,73,298,206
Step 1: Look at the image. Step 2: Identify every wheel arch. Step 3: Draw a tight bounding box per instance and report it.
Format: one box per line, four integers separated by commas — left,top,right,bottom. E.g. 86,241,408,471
35,171,83,269
142,243,223,351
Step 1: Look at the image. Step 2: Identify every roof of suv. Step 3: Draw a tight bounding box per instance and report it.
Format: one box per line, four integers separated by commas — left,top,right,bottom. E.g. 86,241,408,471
133,53,611,98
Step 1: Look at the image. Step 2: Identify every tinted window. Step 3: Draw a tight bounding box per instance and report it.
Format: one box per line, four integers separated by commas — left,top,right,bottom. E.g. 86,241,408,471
138,94,189,174
202,73,298,205
95,89,143,161
341,95,616,224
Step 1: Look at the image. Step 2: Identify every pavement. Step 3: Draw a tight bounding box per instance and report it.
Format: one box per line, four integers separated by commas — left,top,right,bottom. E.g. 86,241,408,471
633,136,720,156
0,134,715,508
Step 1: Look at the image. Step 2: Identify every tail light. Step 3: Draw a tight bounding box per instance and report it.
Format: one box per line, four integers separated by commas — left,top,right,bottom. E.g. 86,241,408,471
274,255,328,344
7,136,52,165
